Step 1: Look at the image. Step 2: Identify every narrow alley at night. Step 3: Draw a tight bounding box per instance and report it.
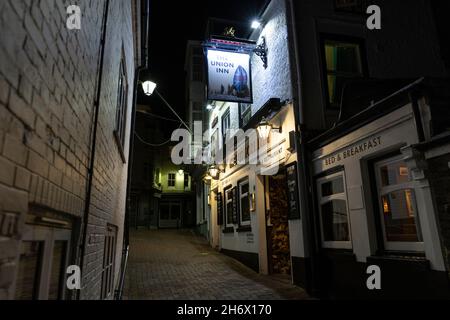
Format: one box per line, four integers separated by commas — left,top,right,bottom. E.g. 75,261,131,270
1,0,450,314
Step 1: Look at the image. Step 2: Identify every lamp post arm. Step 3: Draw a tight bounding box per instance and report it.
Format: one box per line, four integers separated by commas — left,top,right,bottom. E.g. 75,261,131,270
154,89,192,134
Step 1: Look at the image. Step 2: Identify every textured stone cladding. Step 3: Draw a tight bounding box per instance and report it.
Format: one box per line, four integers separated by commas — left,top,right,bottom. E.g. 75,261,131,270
0,0,136,299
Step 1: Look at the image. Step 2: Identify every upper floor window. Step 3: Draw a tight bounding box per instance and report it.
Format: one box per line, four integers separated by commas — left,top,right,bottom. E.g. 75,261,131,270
374,156,423,252
115,53,128,159
322,37,364,109
316,171,352,249
168,173,176,188
334,0,363,13
239,103,252,127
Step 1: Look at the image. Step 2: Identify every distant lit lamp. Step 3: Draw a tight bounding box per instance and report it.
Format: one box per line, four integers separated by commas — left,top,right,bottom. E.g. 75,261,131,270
142,81,157,96
206,104,214,111
140,80,191,133
251,20,261,29
178,169,184,175
208,165,220,179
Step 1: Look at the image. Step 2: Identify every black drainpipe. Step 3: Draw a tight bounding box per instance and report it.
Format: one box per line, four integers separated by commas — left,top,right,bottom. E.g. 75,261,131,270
77,0,111,300
286,0,320,297
115,0,150,300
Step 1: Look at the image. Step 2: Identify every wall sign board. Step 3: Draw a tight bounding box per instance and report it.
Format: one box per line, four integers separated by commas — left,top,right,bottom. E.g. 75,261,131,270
206,49,253,103
286,162,301,219
216,192,223,225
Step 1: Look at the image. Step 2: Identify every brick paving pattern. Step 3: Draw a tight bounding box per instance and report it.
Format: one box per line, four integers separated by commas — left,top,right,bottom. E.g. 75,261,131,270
124,229,310,300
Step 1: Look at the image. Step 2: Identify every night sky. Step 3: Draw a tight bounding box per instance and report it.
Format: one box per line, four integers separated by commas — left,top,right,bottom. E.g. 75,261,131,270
137,0,268,137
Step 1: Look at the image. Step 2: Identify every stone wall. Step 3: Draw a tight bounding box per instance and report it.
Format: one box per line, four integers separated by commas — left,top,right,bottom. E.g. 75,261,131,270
0,0,137,299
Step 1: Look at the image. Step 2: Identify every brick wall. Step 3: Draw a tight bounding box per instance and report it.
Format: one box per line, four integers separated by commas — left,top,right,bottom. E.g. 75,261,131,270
0,0,138,299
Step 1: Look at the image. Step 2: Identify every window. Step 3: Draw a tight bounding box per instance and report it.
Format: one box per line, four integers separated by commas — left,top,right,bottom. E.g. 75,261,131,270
210,129,219,162
239,180,251,225
101,225,117,300
316,172,351,249
222,109,231,161
239,103,252,127
225,188,234,226
154,168,161,186
115,53,128,156
374,156,423,251
15,217,72,300
334,0,363,13
322,38,364,108
168,173,176,188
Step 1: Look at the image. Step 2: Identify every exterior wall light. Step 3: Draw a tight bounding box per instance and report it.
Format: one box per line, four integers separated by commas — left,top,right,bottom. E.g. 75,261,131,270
178,169,184,175
257,117,281,140
251,20,261,29
207,104,214,111
142,80,157,96
208,165,223,180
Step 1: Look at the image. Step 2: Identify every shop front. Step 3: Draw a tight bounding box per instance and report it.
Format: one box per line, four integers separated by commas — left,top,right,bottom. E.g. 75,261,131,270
309,88,450,299
208,103,306,284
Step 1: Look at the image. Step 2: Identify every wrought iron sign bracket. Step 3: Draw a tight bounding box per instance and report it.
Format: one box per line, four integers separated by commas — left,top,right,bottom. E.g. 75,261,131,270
253,37,268,69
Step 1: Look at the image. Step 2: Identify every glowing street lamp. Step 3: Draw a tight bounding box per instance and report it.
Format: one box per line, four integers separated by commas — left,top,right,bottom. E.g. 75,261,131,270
142,80,157,96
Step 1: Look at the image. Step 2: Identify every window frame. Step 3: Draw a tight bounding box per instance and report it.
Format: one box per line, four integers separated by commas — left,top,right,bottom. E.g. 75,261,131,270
316,171,352,249
114,50,129,163
373,155,424,252
168,173,176,188
101,224,117,300
319,34,367,110
238,103,252,128
238,179,251,226
224,186,235,228
17,224,72,300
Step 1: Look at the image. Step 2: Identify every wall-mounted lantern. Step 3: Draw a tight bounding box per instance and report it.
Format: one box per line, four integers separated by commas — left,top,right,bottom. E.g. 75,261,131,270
208,165,224,180
257,117,282,140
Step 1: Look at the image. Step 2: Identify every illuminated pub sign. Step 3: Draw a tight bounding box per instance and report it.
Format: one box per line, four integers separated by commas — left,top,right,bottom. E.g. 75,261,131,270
206,48,253,103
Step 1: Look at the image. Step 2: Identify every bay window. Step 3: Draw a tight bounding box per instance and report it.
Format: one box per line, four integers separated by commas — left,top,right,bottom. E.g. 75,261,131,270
374,156,423,252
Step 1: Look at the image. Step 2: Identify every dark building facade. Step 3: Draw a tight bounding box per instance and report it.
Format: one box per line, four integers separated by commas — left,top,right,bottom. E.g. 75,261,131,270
288,0,450,298
0,0,149,299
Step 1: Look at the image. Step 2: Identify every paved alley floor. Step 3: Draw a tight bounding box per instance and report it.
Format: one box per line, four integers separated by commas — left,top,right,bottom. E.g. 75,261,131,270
123,229,310,300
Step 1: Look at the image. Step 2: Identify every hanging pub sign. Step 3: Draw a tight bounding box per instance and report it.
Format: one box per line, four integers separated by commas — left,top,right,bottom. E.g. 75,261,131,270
206,48,253,103
286,162,300,220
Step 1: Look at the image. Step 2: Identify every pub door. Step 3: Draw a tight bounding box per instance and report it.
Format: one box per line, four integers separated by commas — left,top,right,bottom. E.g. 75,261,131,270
266,173,291,275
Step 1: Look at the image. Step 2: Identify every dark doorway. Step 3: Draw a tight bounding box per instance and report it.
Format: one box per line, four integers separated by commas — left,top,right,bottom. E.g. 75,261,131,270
266,173,291,275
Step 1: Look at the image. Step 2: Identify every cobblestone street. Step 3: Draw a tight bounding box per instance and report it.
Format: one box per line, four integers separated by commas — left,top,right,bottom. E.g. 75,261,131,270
123,229,310,300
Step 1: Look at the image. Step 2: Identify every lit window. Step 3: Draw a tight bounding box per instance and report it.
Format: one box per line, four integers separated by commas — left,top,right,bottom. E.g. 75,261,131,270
322,38,364,108
316,172,351,249
168,173,176,188
374,156,423,251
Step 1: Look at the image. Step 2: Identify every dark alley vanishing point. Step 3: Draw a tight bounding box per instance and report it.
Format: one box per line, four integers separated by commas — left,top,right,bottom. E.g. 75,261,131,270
124,230,310,300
